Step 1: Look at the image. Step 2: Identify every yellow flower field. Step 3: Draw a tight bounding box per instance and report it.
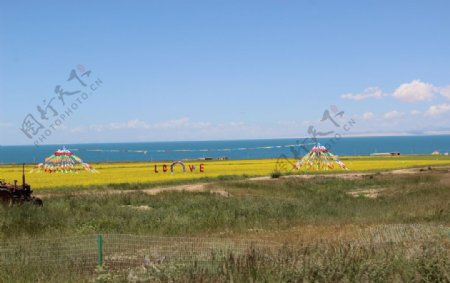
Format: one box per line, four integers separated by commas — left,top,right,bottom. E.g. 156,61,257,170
0,156,449,189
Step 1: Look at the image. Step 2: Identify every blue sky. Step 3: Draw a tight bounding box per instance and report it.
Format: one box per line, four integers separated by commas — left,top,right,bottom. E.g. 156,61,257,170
1,0,449,145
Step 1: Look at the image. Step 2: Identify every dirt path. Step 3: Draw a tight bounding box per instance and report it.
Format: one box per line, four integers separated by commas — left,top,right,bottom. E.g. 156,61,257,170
36,183,229,199
141,183,230,197
35,166,448,199
248,172,370,182
35,173,367,199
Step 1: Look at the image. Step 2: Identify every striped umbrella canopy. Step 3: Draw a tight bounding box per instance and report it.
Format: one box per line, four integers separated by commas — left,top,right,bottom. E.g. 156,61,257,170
32,147,97,173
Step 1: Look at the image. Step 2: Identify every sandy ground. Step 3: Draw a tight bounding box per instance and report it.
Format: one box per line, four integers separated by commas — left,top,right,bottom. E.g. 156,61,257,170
347,188,386,198
35,165,449,200
36,183,229,199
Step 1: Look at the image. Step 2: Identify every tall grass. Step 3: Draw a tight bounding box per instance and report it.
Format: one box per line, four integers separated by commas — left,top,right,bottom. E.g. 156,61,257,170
0,174,448,240
0,238,447,282
0,172,448,281
120,242,449,283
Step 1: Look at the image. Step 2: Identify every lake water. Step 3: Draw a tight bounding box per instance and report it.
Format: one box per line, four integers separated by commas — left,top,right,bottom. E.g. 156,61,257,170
0,135,449,164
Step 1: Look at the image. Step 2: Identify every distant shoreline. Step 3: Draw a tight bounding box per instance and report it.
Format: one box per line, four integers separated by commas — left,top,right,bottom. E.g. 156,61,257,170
1,154,450,166
1,136,449,164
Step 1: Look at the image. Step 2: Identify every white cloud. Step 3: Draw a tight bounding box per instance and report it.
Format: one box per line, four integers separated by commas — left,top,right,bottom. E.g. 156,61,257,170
107,120,151,130
151,118,192,129
423,130,450,135
362,112,374,120
67,118,321,141
392,80,435,102
72,118,200,133
410,110,421,116
438,85,450,100
342,80,450,103
341,87,388,101
425,103,450,117
383,110,405,119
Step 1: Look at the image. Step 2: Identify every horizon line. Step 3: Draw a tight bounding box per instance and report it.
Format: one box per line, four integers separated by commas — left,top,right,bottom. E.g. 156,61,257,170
1,132,450,147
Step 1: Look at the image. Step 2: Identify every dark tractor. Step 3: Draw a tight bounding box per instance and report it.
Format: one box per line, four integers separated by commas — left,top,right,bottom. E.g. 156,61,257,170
0,164,43,206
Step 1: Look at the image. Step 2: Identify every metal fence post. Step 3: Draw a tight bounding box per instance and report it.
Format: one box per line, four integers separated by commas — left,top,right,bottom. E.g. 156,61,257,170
97,234,103,267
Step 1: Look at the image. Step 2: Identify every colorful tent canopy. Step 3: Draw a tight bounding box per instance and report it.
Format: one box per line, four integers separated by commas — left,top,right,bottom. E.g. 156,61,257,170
32,147,96,173
294,144,347,171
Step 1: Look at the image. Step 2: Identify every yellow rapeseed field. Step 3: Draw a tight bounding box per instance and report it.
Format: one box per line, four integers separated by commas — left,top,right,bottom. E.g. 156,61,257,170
0,156,449,189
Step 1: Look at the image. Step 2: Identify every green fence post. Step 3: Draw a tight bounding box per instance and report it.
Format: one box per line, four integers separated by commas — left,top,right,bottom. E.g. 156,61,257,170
97,234,103,267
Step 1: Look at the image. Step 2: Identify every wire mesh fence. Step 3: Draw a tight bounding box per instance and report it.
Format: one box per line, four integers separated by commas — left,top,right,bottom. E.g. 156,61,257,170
0,235,98,273
0,234,281,275
0,224,447,277
352,224,448,244
102,234,281,272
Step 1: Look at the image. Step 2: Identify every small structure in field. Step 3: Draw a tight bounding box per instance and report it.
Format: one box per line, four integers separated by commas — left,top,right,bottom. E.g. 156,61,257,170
370,152,401,156
32,147,96,173
431,150,441,155
294,144,347,170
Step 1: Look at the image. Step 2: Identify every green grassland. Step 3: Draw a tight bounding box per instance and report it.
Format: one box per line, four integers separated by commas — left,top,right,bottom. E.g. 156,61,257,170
1,173,449,239
0,168,449,282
